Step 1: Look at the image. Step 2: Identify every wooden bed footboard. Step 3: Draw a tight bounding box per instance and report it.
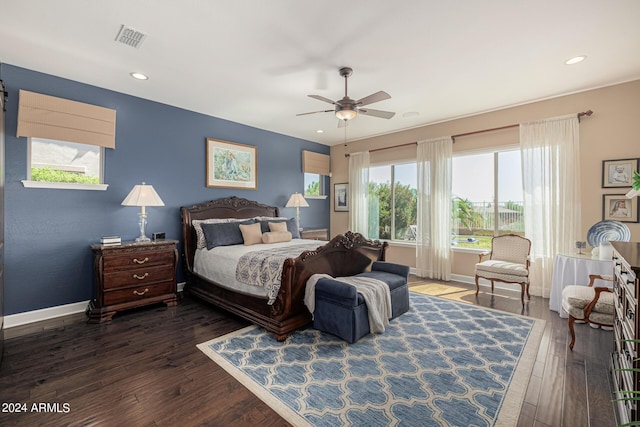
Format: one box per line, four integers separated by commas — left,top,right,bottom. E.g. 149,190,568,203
181,197,387,341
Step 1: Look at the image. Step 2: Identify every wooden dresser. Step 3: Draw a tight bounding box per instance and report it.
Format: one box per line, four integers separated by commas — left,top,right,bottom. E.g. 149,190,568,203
87,240,178,323
300,228,329,240
611,241,640,425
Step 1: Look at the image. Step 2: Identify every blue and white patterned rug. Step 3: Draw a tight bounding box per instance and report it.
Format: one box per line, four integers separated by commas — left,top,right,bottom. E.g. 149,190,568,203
197,292,545,426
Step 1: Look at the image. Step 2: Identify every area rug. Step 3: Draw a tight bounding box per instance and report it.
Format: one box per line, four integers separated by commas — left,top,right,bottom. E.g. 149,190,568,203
197,293,545,427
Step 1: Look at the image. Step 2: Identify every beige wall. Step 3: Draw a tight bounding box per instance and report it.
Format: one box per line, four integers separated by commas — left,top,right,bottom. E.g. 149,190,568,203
330,79,640,277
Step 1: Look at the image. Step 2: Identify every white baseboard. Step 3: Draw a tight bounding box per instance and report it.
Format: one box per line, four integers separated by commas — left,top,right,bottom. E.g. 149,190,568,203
4,300,90,329
4,282,187,330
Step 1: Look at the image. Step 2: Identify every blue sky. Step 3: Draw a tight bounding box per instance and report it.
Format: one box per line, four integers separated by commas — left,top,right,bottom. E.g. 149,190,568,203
370,148,523,203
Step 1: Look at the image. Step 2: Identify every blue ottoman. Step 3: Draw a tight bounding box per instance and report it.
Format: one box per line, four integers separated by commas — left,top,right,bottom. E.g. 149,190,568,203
313,261,410,343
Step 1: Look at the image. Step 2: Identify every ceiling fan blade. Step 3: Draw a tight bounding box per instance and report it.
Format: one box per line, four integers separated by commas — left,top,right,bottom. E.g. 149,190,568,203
358,108,395,119
308,94,337,105
356,91,391,107
296,110,333,116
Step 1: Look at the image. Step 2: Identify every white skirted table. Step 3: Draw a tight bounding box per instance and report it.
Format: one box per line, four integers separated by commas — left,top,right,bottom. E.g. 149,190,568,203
549,252,613,318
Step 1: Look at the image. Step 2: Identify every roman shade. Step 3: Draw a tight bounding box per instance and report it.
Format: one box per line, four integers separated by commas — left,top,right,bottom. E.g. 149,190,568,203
17,90,116,149
302,150,330,175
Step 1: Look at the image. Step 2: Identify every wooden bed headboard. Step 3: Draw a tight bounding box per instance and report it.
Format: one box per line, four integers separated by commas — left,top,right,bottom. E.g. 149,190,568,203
180,196,279,273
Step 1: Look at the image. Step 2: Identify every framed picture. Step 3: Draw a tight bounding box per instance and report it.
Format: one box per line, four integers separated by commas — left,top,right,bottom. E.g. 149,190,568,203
603,194,638,222
334,183,348,212
602,158,638,188
206,138,257,189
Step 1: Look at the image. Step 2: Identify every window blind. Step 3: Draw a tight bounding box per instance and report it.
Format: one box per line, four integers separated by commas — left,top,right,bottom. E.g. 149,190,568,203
17,90,116,149
302,150,330,175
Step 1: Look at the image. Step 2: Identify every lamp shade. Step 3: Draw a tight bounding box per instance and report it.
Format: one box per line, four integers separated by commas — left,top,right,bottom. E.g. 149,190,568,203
286,193,309,208
121,182,165,207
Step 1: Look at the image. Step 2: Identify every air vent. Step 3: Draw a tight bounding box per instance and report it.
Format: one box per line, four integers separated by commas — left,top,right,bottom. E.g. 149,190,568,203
114,25,147,48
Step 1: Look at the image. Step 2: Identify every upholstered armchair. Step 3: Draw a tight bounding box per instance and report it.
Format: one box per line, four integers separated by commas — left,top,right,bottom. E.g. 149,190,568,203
474,234,531,306
561,274,614,350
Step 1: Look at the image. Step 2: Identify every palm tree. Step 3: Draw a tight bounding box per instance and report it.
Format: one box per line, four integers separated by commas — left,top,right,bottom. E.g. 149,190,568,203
452,197,483,232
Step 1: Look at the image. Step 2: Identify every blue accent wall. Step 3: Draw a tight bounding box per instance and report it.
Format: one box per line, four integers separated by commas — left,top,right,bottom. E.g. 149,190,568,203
1,64,330,315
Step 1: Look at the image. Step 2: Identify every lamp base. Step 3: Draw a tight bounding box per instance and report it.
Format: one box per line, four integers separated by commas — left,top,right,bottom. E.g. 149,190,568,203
135,236,151,243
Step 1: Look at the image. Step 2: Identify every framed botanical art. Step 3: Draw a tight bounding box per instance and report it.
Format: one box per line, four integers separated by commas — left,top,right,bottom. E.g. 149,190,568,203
602,158,638,188
603,194,638,222
206,138,257,189
334,183,348,212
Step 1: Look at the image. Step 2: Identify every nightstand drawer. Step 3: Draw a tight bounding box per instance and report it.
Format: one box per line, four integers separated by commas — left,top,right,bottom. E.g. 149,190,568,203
102,250,175,271
300,229,328,240
103,265,175,290
103,281,175,306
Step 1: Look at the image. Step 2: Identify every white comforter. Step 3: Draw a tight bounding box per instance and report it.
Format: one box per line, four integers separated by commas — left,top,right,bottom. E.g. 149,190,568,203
194,239,324,299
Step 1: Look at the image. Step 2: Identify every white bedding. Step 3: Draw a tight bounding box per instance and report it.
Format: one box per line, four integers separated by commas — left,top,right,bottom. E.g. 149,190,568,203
193,239,325,299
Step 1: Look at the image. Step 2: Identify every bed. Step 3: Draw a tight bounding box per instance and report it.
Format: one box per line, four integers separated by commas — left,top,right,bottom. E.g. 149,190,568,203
180,196,388,341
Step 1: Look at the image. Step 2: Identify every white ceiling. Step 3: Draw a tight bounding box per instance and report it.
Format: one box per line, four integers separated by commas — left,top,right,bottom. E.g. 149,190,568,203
1,1,639,146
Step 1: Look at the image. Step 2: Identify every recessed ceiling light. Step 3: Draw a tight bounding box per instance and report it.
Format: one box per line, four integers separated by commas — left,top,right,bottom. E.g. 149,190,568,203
316,129,324,133
130,72,148,80
565,56,587,65
402,112,420,118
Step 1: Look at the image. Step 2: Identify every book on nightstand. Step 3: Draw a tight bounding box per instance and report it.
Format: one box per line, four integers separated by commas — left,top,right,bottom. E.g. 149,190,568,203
100,236,122,245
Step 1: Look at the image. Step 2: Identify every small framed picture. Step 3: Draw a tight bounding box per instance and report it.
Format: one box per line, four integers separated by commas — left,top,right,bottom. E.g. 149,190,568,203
602,158,638,188
603,194,638,222
334,183,348,212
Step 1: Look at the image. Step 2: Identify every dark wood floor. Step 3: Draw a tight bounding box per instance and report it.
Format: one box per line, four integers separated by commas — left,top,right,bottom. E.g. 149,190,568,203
0,278,615,427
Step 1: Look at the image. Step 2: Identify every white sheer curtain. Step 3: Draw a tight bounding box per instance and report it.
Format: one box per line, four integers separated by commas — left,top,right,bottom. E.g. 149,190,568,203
416,137,453,280
520,114,581,298
348,151,370,235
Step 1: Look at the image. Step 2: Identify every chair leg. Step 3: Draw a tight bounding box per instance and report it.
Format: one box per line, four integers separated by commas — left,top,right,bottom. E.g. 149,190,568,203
526,282,531,300
520,284,525,306
568,316,576,351
491,280,494,293
475,275,480,296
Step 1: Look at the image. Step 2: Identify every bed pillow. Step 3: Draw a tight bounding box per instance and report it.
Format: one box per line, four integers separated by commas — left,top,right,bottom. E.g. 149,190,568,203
262,231,292,244
268,221,287,232
258,218,300,238
239,222,263,246
193,218,249,249
202,220,254,250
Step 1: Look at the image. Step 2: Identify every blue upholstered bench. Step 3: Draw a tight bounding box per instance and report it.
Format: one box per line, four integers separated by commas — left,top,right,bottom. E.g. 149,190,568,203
313,261,410,343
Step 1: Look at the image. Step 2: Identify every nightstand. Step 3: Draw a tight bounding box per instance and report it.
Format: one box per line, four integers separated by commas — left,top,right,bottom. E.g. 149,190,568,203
87,240,178,323
300,228,329,240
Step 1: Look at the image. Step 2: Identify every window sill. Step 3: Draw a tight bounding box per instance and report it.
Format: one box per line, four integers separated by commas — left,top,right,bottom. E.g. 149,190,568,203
304,195,328,200
22,180,109,191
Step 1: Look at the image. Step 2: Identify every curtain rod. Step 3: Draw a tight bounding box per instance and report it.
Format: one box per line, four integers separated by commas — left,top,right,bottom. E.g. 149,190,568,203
344,110,593,157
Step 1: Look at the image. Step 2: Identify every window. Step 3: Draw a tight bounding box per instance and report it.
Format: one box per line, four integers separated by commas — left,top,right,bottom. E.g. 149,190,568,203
304,173,322,197
451,148,523,249
369,162,417,241
28,137,104,185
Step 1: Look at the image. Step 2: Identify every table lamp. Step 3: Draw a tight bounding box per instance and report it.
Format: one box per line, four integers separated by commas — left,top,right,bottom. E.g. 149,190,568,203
286,192,309,230
121,182,165,242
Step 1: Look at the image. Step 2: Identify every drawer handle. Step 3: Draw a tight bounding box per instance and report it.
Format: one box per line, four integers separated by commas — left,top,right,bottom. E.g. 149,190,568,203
133,257,149,264
133,288,149,296
133,273,149,280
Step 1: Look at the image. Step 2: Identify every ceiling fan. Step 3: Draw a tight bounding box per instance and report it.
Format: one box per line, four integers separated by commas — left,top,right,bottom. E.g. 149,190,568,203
296,67,395,125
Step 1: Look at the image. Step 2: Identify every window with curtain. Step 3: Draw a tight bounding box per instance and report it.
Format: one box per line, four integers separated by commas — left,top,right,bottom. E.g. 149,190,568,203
302,150,329,197
368,162,417,241
17,90,115,189
451,148,524,249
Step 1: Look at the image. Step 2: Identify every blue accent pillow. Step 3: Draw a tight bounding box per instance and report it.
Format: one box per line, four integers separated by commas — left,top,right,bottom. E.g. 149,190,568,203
258,218,300,238
202,219,255,249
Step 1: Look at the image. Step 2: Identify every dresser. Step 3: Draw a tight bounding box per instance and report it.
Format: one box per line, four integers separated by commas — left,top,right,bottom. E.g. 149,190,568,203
611,241,640,425
87,240,178,323
300,228,329,240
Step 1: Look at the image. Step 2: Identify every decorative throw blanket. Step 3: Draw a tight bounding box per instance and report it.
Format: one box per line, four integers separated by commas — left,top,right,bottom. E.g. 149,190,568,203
235,242,322,304
305,274,392,334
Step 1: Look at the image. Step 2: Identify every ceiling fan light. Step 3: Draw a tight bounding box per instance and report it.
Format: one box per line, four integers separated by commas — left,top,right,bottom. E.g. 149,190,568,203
336,109,357,121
